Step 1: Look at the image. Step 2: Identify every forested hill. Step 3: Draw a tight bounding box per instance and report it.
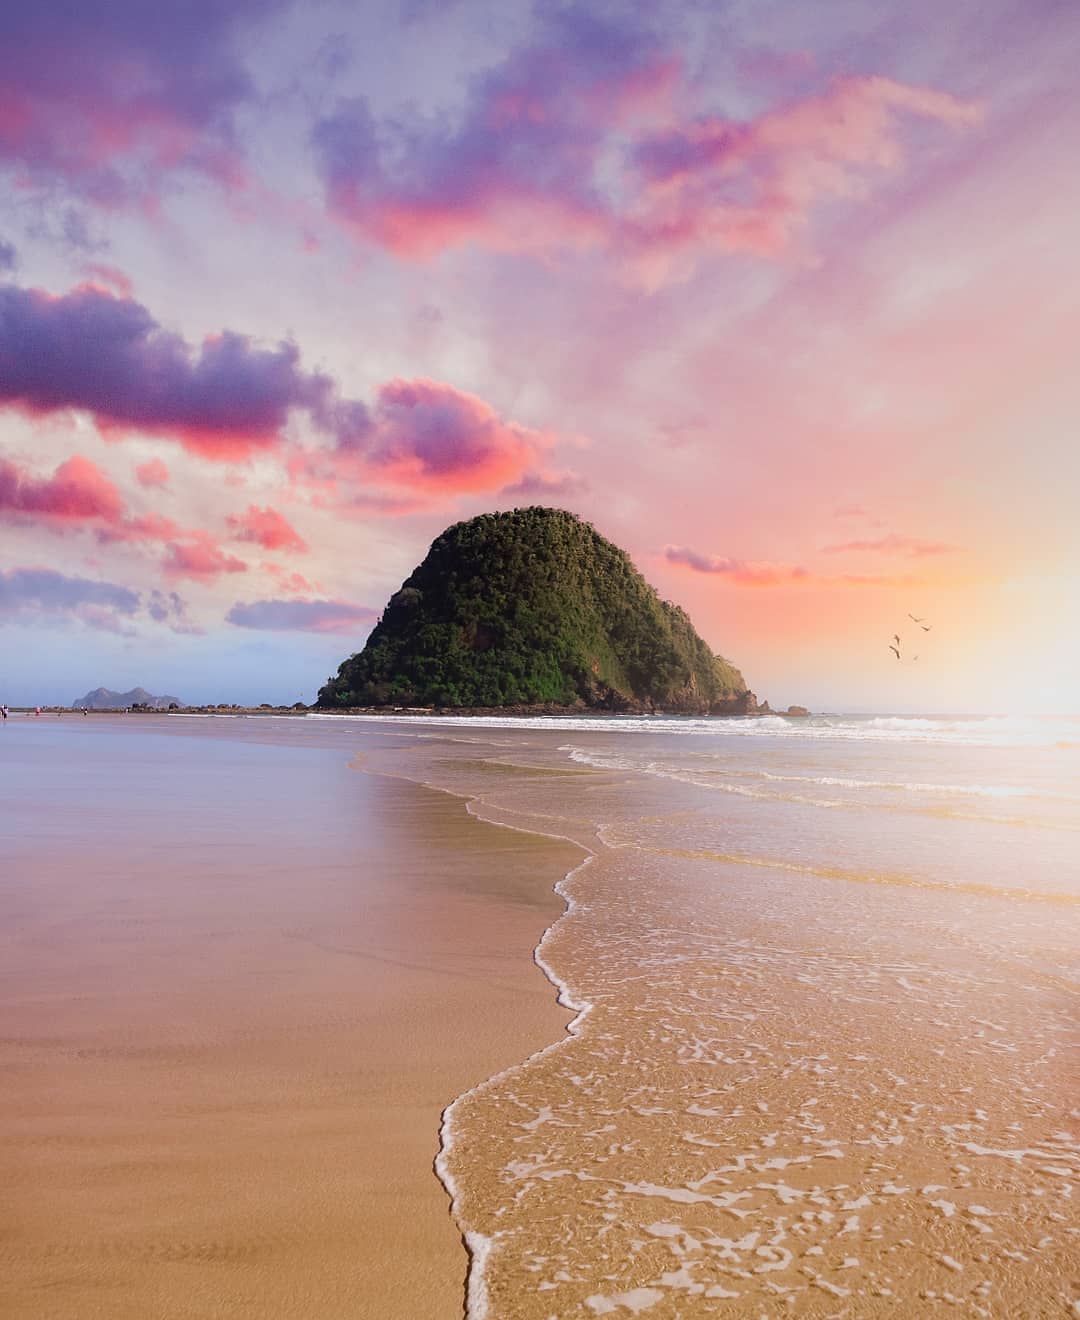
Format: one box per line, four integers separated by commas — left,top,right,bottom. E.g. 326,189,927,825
317,508,749,713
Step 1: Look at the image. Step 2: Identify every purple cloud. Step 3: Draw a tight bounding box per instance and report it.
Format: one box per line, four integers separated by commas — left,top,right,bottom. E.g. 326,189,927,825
664,545,811,586
0,1,286,205
0,282,339,458
664,546,929,589
0,283,536,492
226,598,377,634
500,469,587,498
148,589,202,635
0,566,140,631
312,9,674,256
364,378,537,488
311,13,977,268
1,271,554,519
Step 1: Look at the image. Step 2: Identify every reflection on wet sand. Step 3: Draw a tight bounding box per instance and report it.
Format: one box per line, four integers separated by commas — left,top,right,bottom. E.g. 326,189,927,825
2,712,1077,1318
365,727,1078,1318
0,719,578,1319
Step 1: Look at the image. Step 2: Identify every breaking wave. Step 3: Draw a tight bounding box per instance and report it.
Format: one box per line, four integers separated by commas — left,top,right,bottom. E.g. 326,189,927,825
306,710,1078,749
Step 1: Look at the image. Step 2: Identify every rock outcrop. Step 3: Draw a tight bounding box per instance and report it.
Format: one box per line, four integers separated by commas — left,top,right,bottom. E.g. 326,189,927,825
318,507,751,714
73,686,181,710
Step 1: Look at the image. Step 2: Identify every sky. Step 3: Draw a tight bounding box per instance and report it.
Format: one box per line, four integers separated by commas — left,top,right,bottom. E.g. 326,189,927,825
1,0,1077,712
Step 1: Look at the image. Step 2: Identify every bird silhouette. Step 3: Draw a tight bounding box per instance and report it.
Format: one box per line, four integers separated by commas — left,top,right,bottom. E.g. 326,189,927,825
908,613,926,623
893,633,901,645
920,624,932,632
889,644,901,659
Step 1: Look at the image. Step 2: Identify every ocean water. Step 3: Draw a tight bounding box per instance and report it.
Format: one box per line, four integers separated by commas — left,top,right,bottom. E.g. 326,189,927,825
348,712,1080,1317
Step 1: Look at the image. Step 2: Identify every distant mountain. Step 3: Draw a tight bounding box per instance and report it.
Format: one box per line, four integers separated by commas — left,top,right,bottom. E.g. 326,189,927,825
72,686,182,710
317,507,752,714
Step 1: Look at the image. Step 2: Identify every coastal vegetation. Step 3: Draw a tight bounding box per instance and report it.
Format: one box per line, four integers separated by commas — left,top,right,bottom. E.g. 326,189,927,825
317,507,748,713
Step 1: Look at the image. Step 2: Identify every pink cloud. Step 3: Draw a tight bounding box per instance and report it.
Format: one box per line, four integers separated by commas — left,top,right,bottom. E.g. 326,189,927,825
822,534,958,557
162,532,247,583
293,379,546,501
0,453,124,524
82,263,134,297
227,504,308,553
664,546,929,590
135,457,170,487
286,452,423,516
664,545,811,586
0,454,201,556
96,511,184,545
500,469,587,498
630,75,981,261
262,563,321,596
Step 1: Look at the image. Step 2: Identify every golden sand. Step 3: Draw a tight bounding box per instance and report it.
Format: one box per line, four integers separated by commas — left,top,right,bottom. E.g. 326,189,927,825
364,730,1080,1318
6,714,1076,1318
0,753,580,1319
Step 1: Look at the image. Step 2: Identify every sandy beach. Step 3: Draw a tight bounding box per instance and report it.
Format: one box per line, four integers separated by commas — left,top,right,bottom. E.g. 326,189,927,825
0,716,581,1319
3,711,1077,1318
361,713,1079,1317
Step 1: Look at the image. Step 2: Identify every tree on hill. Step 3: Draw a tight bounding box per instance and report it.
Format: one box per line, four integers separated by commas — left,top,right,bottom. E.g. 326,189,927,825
318,507,748,713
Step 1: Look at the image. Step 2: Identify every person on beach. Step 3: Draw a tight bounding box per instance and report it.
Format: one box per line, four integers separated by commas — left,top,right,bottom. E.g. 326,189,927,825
1,705,7,720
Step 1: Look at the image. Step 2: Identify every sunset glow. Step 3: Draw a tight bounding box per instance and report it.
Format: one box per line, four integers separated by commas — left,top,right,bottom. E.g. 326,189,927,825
1,1,1076,711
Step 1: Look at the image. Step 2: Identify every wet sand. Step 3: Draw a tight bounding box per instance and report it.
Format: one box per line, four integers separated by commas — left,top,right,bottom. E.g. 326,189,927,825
0,718,581,1318
360,721,1080,1317
5,712,1076,1318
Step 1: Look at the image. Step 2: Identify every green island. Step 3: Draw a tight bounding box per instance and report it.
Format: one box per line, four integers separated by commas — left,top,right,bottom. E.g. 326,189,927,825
317,507,758,715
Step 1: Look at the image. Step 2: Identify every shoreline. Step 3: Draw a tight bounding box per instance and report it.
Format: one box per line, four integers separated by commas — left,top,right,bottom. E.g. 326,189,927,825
13,705,791,720
7,713,1074,1313
435,852,596,1320
348,759,597,1317
356,743,611,1319
348,721,1079,1315
348,751,609,1320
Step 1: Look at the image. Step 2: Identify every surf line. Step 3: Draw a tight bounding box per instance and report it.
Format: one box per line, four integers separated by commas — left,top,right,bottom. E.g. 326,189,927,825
349,753,600,1320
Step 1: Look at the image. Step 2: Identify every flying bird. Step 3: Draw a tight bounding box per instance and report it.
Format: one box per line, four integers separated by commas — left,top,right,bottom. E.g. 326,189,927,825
889,644,901,659
893,633,901,645
908,614,926,623
920,624,932,632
